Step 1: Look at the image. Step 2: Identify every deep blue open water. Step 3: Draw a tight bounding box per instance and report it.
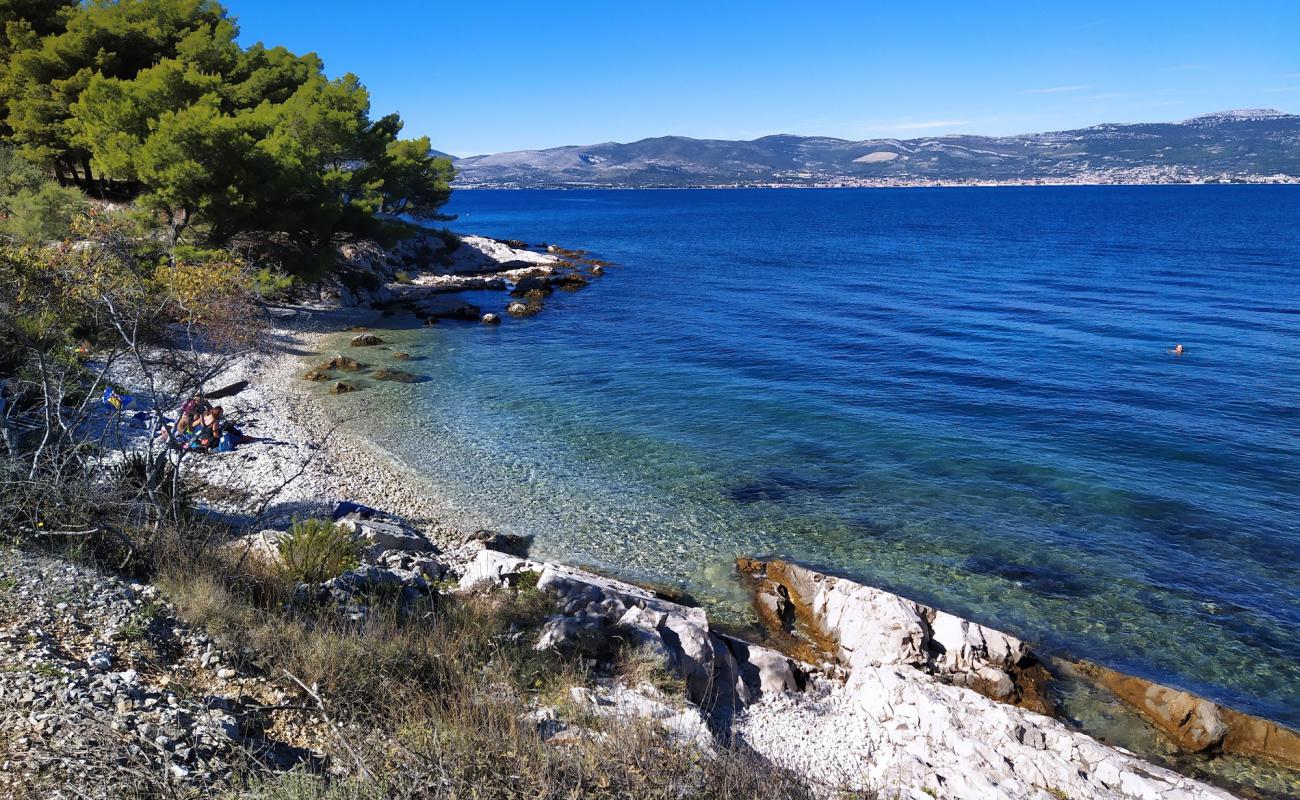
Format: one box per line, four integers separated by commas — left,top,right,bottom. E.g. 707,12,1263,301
317,187,1300,727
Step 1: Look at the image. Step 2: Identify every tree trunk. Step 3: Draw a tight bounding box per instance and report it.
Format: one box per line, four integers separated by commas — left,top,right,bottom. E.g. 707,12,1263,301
81,156,103,198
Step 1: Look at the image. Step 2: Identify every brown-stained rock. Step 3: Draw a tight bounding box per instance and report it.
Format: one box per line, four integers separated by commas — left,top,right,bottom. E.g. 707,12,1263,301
392,352,411,361
350,333,383,347
1221,707,1300,768
1079,661,1300,768
330,381,360,395
735,557,1057,715
316,355,363,371
302,369,330,382
1078,663,1227,752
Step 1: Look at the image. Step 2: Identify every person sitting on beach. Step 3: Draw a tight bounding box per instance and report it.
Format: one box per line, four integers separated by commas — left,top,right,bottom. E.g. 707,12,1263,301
156,395,209,446
193,406,225,450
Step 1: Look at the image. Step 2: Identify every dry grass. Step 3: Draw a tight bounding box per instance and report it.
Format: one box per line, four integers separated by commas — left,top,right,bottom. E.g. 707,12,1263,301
156,553,816,800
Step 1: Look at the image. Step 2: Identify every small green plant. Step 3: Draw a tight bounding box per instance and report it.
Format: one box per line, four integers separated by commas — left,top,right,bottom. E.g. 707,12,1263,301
121,599,164,640
32,663,65,679
253,268,295,299
277,519,360,585
0,576,17,593
393,270,412,284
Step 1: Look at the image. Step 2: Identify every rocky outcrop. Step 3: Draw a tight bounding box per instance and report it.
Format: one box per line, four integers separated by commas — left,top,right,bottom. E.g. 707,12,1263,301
456,550,806,722
349,333,383,347
1080,662,1300,769
445,236,561,274
736,558,1053,714
480,313,501,324
736,661,1239,800
334,513,436,560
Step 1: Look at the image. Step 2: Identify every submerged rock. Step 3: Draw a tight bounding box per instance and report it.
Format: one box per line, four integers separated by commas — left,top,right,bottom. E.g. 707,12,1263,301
370,368,420,383
1080,662,1300,767
392,352,411,361
553,273,589,291
350,333,383,347
329,381,360,395
316,354,363,372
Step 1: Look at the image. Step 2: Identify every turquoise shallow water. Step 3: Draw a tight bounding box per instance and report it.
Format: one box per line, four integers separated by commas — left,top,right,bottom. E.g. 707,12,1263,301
315,186,1300,730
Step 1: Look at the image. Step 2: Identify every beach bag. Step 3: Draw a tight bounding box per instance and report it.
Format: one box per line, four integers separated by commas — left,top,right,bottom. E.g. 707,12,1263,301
217,430,236,452
101,387,135,411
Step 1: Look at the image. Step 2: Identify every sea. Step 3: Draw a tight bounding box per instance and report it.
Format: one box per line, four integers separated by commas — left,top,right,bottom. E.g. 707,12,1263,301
311,186,1300,732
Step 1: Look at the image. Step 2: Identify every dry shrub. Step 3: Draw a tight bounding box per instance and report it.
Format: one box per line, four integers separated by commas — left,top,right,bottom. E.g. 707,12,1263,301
157,555,817,800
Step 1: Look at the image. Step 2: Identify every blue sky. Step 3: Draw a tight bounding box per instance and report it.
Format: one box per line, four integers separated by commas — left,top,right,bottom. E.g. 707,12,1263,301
227,1,1300,157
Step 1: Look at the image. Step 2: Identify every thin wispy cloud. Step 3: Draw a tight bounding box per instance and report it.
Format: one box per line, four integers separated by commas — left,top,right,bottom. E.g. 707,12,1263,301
1086,92,1137,100
1017,85,1092,95
1261,86,1300,93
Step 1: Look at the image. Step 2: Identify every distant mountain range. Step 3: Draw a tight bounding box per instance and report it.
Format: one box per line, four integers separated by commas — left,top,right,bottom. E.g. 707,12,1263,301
451,110,1300,187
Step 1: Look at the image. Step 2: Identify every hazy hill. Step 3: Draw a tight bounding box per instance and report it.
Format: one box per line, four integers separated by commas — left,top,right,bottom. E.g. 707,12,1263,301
451,109,1300,187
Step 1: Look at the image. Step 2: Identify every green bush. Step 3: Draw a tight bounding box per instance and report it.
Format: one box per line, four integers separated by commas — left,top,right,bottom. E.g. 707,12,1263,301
0,182,88,244
253,267,296,299
277,519,360,584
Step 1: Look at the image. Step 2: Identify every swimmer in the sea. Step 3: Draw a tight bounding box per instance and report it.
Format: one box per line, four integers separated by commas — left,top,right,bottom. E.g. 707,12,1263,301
1170,343,1185,356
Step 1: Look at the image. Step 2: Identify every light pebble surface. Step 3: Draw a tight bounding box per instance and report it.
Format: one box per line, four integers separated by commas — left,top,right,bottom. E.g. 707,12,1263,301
184,304,491,548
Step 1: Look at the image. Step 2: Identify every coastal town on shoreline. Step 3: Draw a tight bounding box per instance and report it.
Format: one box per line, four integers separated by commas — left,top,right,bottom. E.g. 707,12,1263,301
458,170,1300,190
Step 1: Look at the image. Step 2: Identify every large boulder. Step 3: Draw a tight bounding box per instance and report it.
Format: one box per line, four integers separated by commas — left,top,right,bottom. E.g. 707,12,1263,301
336,515,435,560
530,562,799,717
457,549,542,590
737,559,1051,712
219,529,287,571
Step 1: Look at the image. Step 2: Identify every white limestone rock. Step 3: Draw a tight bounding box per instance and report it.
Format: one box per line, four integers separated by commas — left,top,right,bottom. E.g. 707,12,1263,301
568,684,713,750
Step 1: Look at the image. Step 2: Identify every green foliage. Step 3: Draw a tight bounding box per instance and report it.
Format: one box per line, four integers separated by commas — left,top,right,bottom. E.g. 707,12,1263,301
0,179,86,243
379,137,454,217
0,0,455,269
252,267,294,299
277,518,359,585
0,145,44,203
